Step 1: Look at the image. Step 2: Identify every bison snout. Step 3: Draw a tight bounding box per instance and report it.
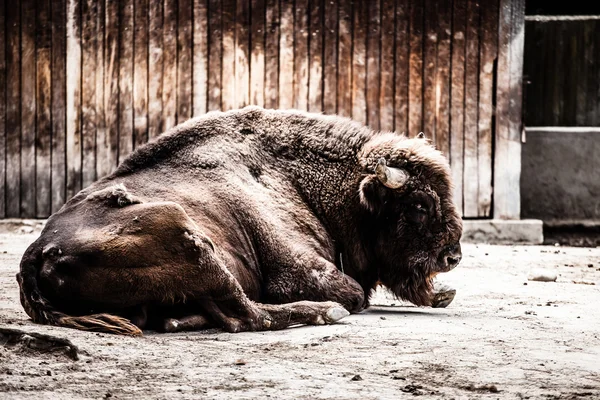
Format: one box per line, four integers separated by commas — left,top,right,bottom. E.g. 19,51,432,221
441,243,462,271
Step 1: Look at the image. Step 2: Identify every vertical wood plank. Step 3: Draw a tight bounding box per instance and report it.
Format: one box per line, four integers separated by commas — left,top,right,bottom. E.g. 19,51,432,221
250,0,265,106
208,0,222,110
35,0,53,216
21,0,36,216
66,0,82,200
588,21,599,126
162,0,178,128
408,0,424,134
434,0,451,158
449,0,466,215
221,0,235,110
6,1,21,216
94,0,106,178
134,0,149,146
294,0,309,111
99,0,119,177
307,0,322,112
278,0,294,109
504,0,524,217
148,0,164,136
379,0,394,131
323,0,337,114
351,0,366,123
493,0,523,219
422,0,437,140
0,2,6,217
193,0,209,115
81,0,98,188
119,0,134,162
394,0,409,134
264,0,279,108
336,0,352,117
178,0,193,121
366,0,380,129
477,0,498,217
462,0,480,217
51,0,67,212
235,0,250,108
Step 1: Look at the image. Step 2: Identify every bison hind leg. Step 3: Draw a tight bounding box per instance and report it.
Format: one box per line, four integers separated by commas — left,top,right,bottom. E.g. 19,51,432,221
58,314,142,336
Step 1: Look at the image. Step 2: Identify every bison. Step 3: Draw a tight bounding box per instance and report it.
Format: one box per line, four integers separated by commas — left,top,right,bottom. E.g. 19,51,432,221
17,107,462,335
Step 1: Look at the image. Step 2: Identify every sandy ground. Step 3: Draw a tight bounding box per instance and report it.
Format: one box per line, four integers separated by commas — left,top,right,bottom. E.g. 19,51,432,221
0,230,599,400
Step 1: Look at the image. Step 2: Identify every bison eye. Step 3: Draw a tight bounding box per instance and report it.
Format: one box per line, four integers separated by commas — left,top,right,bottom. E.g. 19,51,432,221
407,202,429,225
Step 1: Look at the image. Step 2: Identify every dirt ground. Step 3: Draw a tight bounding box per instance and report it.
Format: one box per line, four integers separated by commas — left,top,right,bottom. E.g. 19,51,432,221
0,230,599,400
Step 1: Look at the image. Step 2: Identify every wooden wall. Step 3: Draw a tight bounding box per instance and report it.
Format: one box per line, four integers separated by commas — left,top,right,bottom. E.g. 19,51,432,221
524,17,600,127
0,0,524,219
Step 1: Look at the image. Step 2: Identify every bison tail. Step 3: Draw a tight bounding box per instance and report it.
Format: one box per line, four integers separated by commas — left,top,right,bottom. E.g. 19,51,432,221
17,254,142,336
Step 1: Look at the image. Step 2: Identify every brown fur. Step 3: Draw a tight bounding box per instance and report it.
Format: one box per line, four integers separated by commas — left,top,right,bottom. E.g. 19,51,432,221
17,107,462,334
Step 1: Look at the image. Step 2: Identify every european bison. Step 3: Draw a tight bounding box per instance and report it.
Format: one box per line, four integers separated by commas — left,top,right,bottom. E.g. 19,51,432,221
17,107,462,335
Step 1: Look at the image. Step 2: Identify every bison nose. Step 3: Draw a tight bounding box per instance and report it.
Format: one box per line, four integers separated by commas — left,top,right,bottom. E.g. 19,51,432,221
443,243,462,271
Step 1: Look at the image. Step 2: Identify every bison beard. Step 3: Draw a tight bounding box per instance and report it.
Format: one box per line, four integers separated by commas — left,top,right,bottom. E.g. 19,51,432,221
17,107,462,335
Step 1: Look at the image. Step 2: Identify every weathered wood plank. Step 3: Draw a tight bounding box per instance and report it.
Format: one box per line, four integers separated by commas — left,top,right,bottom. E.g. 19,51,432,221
221,0,235,110
0,2,6,217
434,0,451,157
422,0,437,142
94,0,106,179
278,0,294,109
250,0,265,107
119,0,134,162
337,0,352,117
208,0,222,110
99,0,119,177
394,0,409,134
66,0,82,201
462,0,480,218
134,0,149,146
449,0,466,215
178,0,193,121
148,0,164,135
6,1,20,216
366,0,380,129
351,0,366,123
81,0,98,189
379,0,394,131
21,0,36,216
235,0,250,108
193,0,209,115
503,0,524,218
162,0,177,128
477,0,498,217
264,0,279,108
308,0,322,112
51,0,67,212
35,0,53,217
494,0,523,219
323,0,337,114
294,0,309,111
408,0,424,134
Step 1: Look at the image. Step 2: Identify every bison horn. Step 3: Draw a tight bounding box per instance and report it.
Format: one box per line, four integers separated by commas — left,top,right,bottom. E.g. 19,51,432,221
375,158,409,189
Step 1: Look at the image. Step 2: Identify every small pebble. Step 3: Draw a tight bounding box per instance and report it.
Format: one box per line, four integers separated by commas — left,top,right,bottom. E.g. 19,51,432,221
528,269,557,282
380,316,386,320
351,374,363,381
235,359,246,366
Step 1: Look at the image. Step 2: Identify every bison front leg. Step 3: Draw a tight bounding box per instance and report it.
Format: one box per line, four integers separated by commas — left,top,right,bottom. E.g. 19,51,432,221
264,255,366,314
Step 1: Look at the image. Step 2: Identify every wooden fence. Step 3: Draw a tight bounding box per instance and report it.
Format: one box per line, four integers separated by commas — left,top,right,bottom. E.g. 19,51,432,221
0,0,524,219
523,16,600,127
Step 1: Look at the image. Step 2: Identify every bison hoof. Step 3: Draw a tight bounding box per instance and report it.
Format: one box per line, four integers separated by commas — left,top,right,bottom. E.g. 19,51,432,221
325,307,350,323
431,282,456,308
163,318,180,332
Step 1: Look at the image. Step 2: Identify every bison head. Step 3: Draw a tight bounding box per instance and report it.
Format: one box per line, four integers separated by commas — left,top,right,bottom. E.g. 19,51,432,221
357,133,463,306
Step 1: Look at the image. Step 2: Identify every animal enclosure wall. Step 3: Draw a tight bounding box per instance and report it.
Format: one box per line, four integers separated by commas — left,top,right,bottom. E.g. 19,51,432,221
0,0,524,219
